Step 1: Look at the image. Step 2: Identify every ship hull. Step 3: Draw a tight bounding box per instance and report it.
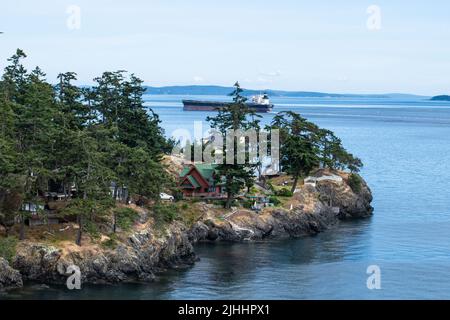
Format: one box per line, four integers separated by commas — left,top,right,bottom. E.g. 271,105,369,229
182,100,273,113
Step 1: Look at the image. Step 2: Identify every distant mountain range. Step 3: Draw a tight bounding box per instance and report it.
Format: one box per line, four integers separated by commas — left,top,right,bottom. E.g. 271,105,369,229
144,85,429,99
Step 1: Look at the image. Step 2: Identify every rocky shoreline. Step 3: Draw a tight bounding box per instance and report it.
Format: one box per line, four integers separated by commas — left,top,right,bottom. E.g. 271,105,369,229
0,171,373,291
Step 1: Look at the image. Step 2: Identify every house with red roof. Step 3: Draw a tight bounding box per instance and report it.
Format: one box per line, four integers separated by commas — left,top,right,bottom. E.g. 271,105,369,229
179,164,225,198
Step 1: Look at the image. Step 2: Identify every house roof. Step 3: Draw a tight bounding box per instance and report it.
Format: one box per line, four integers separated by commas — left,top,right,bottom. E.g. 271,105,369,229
180,163,217,181
179,163,219,185
187,175,201,188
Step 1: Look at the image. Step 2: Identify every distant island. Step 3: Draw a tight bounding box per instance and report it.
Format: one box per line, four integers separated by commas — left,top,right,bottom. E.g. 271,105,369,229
430,95,450,101
144,85,428,100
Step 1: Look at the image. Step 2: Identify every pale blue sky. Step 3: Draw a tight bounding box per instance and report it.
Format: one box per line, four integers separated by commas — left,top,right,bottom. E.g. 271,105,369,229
1,0,450,95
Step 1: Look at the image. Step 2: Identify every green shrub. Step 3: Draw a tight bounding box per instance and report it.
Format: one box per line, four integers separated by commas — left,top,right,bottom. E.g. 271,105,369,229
84,220,101,240
181,203,189,210
153,203,178,225
248,186,258,195
172,190,184,202
0,236,18,263
242,200,254,209
275,188,293,197
269,196,281,206
211,200,226,207
114,207,139,231
348,173,363,193
101,234,118,250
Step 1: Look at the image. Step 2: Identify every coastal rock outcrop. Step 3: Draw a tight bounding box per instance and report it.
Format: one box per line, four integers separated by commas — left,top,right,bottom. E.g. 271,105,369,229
315,171,373,219
189,203,336,243
0,258,23,290
11,222,195,285
189,170,373,243
1,170,372,289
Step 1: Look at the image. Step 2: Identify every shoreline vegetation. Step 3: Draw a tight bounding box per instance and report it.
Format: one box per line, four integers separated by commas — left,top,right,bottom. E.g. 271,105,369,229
0,49,373,291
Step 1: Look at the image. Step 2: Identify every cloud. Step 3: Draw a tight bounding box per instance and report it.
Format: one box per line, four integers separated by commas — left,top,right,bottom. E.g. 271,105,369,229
256,77,273,83
259,70,282,77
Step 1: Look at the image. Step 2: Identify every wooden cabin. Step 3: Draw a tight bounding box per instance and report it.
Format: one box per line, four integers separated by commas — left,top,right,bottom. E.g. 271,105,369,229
179,164,225,198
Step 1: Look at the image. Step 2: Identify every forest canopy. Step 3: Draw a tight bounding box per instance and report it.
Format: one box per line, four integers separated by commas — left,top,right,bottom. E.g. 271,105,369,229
0,49,173,244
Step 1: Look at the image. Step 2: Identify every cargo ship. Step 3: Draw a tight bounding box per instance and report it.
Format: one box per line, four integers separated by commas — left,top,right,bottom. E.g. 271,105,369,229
182,94,274,113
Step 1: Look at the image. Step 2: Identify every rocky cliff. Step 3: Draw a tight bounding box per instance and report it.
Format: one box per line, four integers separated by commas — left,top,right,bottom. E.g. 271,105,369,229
0,258,23,290
10,221,195,286
189,171,373,243
0,170,372,289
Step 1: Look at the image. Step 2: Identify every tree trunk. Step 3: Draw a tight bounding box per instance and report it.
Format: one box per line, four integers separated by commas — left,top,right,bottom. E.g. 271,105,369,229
5,226,10,237
226,192,232,209
113,212,117,233
76,214,82,246
257,164,262,181
19,214,25,240
291,175,299,194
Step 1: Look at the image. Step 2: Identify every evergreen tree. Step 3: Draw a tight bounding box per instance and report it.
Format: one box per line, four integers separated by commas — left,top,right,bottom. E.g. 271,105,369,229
0,76,21,235
15,67,59,239
207,82,261,208
67,127,114,246
0,49,174,245
315,128,363,173
270,112,319,193
270,111,363,193
2,49,28,104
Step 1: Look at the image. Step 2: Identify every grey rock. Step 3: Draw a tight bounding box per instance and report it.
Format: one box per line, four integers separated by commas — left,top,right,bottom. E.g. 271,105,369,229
7,172,372,287
188,172,373,242
11,222,196,285
0,257,23,290
316,174,373,219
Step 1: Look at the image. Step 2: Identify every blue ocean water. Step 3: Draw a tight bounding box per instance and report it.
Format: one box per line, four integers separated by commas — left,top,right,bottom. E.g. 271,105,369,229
4,95,450,300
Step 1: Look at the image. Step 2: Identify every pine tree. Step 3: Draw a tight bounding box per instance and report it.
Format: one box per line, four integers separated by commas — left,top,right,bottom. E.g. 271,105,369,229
0,49,175,244
2,49,28,104
207,82,261,208
68,127,114,246
270,111,363,193
0,76,21,236
270,112,319,193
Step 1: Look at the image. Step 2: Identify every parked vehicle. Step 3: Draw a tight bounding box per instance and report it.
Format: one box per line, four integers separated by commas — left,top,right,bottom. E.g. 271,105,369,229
160,193,174,201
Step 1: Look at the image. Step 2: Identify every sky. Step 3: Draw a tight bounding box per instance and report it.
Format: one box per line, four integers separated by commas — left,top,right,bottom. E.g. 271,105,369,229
1,0,450,95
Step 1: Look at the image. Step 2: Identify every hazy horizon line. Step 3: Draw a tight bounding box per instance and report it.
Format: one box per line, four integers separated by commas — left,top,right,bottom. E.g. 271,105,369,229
140,84,434,98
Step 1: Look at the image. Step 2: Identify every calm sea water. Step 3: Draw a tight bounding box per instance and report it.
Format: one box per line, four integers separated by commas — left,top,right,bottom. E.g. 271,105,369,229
3,95,450,300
